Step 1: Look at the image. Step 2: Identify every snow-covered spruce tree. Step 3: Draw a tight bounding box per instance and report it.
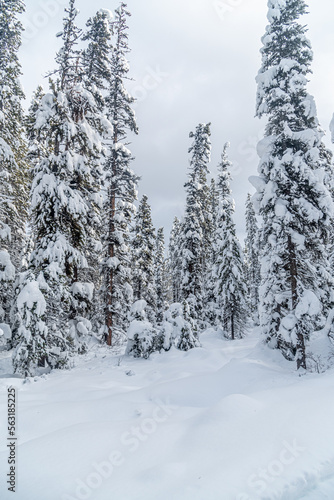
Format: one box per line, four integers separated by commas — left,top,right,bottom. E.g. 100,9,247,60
209,178,219,252
214,144,248,339
155,302,181,352
176,299,201,351
154,304,176,352
0,0,29,330
20,86,47,273
245,193,261,325
253,0,334,369
19,0,112,368
59,0,112,341
203,178,219,325
132,195,156,323
12,272,53,377
155,227,168,323
80,9,114,329
25,86,46,167
180,123,211,325
201,176,213,287
82,9,112,112
103,2,139,347
163,254,174,306
326,129,334,271
125,300,156,359
169,216,183,303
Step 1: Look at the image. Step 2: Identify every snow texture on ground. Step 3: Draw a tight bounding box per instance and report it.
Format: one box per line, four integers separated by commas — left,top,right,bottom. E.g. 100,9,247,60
1,329,334,500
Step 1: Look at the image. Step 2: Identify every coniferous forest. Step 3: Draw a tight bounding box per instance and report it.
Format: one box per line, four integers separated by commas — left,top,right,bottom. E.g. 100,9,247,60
2,0,334,375
2,1,334,498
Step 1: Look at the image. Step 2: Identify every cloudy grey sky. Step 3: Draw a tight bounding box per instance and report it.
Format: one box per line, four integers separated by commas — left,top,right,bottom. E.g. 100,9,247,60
19,0,334,242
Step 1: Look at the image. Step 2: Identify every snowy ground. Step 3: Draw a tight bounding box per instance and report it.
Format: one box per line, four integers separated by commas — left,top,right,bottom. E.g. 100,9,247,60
1,329,334,500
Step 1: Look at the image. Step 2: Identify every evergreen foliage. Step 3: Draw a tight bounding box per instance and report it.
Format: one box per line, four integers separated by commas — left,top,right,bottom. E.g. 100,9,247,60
180,123,211,323
82,9,112,110
176,300,200,351
245,193,261,325
125,300,156,359
16,0,112,370
169,217,183,303
214,144,248,339
12,271,70,376
253,0,334,368
155,227,168,323
204,178,219,325
103,2,139,347
0,0,29,329
132,195,156,323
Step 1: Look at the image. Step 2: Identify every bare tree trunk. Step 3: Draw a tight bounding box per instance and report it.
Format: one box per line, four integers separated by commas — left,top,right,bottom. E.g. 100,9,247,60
288,235,306,369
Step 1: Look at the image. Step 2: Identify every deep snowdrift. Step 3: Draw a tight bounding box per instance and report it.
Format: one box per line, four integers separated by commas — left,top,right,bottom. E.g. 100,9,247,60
1,329,334,500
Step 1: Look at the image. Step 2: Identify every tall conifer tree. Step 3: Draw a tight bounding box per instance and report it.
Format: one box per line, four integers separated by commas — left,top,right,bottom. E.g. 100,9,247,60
103,3,138,346
169,216,183,303
0,0,29,329
81,9,113,325
13,0,113,373
132,195,156,324
214,144,248,339
253,0,334,368
204,178,219,325
155,227,167,323
180,123,211,323
245,193,261,324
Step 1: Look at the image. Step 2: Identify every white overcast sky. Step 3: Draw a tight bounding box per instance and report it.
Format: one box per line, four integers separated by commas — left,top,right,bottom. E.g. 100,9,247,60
19,0,334,242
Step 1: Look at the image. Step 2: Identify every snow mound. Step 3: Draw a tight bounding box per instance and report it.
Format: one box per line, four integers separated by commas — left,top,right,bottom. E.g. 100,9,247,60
1,330,334,499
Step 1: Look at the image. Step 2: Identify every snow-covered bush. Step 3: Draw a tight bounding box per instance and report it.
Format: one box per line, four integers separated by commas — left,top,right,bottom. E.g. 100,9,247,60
177,300,200,351
305,306,334,373
155,303,183,351
157,301,200,352
12,274,49,376
0,322,11,349
154,321,173,352
69,282,95,353
0,251,15,347
12,272,69,377
125,300,156,359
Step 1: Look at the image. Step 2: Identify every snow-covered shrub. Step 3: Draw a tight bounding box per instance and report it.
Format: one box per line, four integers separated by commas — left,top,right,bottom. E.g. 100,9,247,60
176,300,200,351
0,251,15,347
0,323,11,350
306,307,334,373
155,301,200,352
12,272,70,377
155,303,183,351
69,282,95,353
12,273,49,376
125,300,156,359
154,320,174,352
